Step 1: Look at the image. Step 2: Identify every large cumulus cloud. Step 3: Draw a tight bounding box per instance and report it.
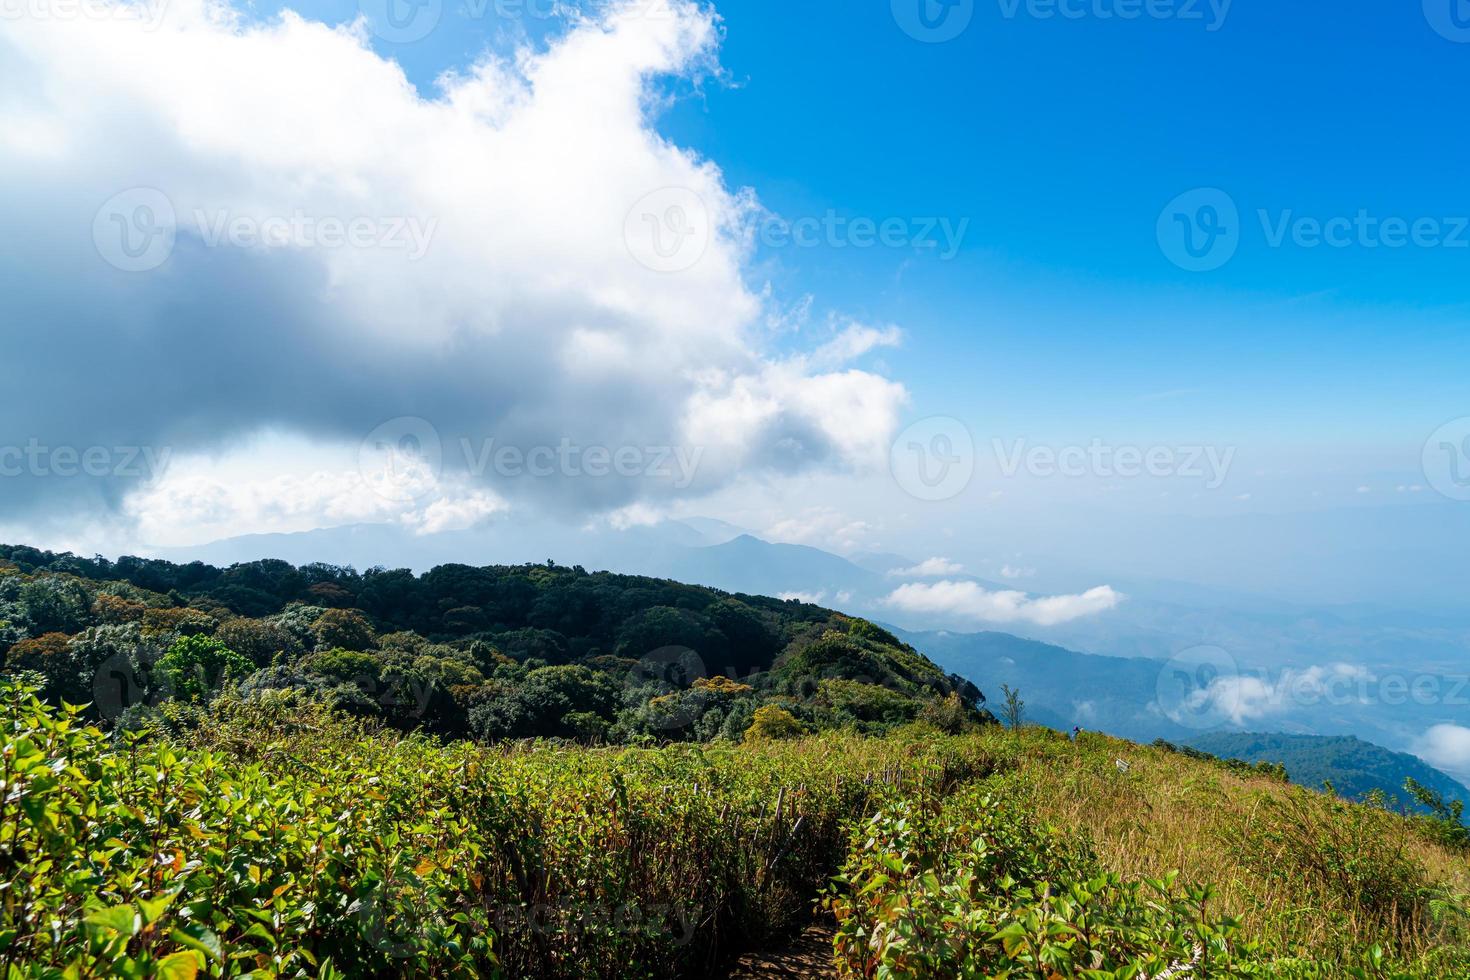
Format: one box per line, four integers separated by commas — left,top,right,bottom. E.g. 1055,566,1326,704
0,0,907,545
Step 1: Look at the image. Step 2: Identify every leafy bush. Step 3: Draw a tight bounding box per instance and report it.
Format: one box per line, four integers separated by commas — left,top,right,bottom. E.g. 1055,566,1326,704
1405,777,1470,851
744,705,805,741
155,635,254,703
827,787,1258,978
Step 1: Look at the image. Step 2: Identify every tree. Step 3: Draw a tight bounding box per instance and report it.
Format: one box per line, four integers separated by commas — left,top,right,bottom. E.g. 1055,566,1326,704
705,599,780,674
743,705,805,742
468,665,618,741
4,633,79,703
19,577,89,636
216,617,298,666
1000,684,1025,729
155,635,253,704
919,692,974,734
310,609,377,652
91,594,147,625
1405,777,1470,849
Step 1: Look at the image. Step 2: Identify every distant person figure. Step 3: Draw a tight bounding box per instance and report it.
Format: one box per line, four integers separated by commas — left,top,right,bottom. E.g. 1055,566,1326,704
1071,726,1081,742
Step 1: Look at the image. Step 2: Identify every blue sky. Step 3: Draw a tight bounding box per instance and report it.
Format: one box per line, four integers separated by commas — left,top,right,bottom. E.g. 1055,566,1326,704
323,0,1470,452
676,0,1470,448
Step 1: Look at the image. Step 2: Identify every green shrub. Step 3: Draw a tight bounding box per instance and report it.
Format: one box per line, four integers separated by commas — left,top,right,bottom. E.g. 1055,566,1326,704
827,787,1258,978
0,682,998,978
744,705,805,741
155,635,254,704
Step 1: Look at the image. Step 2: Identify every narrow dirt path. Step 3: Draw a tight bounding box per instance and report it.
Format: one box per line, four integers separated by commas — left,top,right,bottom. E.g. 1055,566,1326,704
723,923,837,979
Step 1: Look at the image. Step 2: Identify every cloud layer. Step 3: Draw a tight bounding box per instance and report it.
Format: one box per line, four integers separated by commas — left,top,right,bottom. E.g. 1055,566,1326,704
0,0,907,546
1414,724,1470,784
888,557,965,577
883,580,1124,626
1170,663,1374,728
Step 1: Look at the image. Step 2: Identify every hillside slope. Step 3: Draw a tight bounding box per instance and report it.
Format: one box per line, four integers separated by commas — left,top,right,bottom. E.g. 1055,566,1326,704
0,543,990,743
3,687,1466,978
1186,731,1470,813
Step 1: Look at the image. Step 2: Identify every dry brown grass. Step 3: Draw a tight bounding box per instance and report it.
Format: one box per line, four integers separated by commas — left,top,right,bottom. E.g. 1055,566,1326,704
973,727,1470,970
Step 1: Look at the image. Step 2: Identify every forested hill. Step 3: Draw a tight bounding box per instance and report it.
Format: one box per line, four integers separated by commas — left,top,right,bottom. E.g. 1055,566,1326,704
0,543,992,742
1185,732,1470,814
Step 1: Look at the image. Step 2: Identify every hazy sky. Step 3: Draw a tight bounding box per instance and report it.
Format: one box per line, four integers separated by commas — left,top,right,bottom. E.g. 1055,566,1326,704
1,0,1466,610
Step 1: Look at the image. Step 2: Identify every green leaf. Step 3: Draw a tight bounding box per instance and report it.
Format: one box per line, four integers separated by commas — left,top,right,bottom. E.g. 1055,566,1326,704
85,904,141,937
155,950,200,980
138,893,175,927
169,925,223,963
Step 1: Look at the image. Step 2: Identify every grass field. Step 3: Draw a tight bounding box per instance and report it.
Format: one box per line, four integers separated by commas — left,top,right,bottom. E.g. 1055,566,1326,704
1,684,1465,978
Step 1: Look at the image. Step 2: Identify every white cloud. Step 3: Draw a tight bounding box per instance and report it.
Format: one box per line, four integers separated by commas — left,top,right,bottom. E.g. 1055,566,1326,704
0,0,908,544
118,431,508,546
809,321,903,369
883,580,1123,626
1171,663,1376,728
888,557,964,577
764,506,874,552
999,563,1035,580
1413,724,1470,783
777,590,826,604
407,491,507,536
602,502,667,531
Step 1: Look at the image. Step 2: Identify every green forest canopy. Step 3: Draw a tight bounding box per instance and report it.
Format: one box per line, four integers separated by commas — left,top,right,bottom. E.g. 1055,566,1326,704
0,543,992,743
